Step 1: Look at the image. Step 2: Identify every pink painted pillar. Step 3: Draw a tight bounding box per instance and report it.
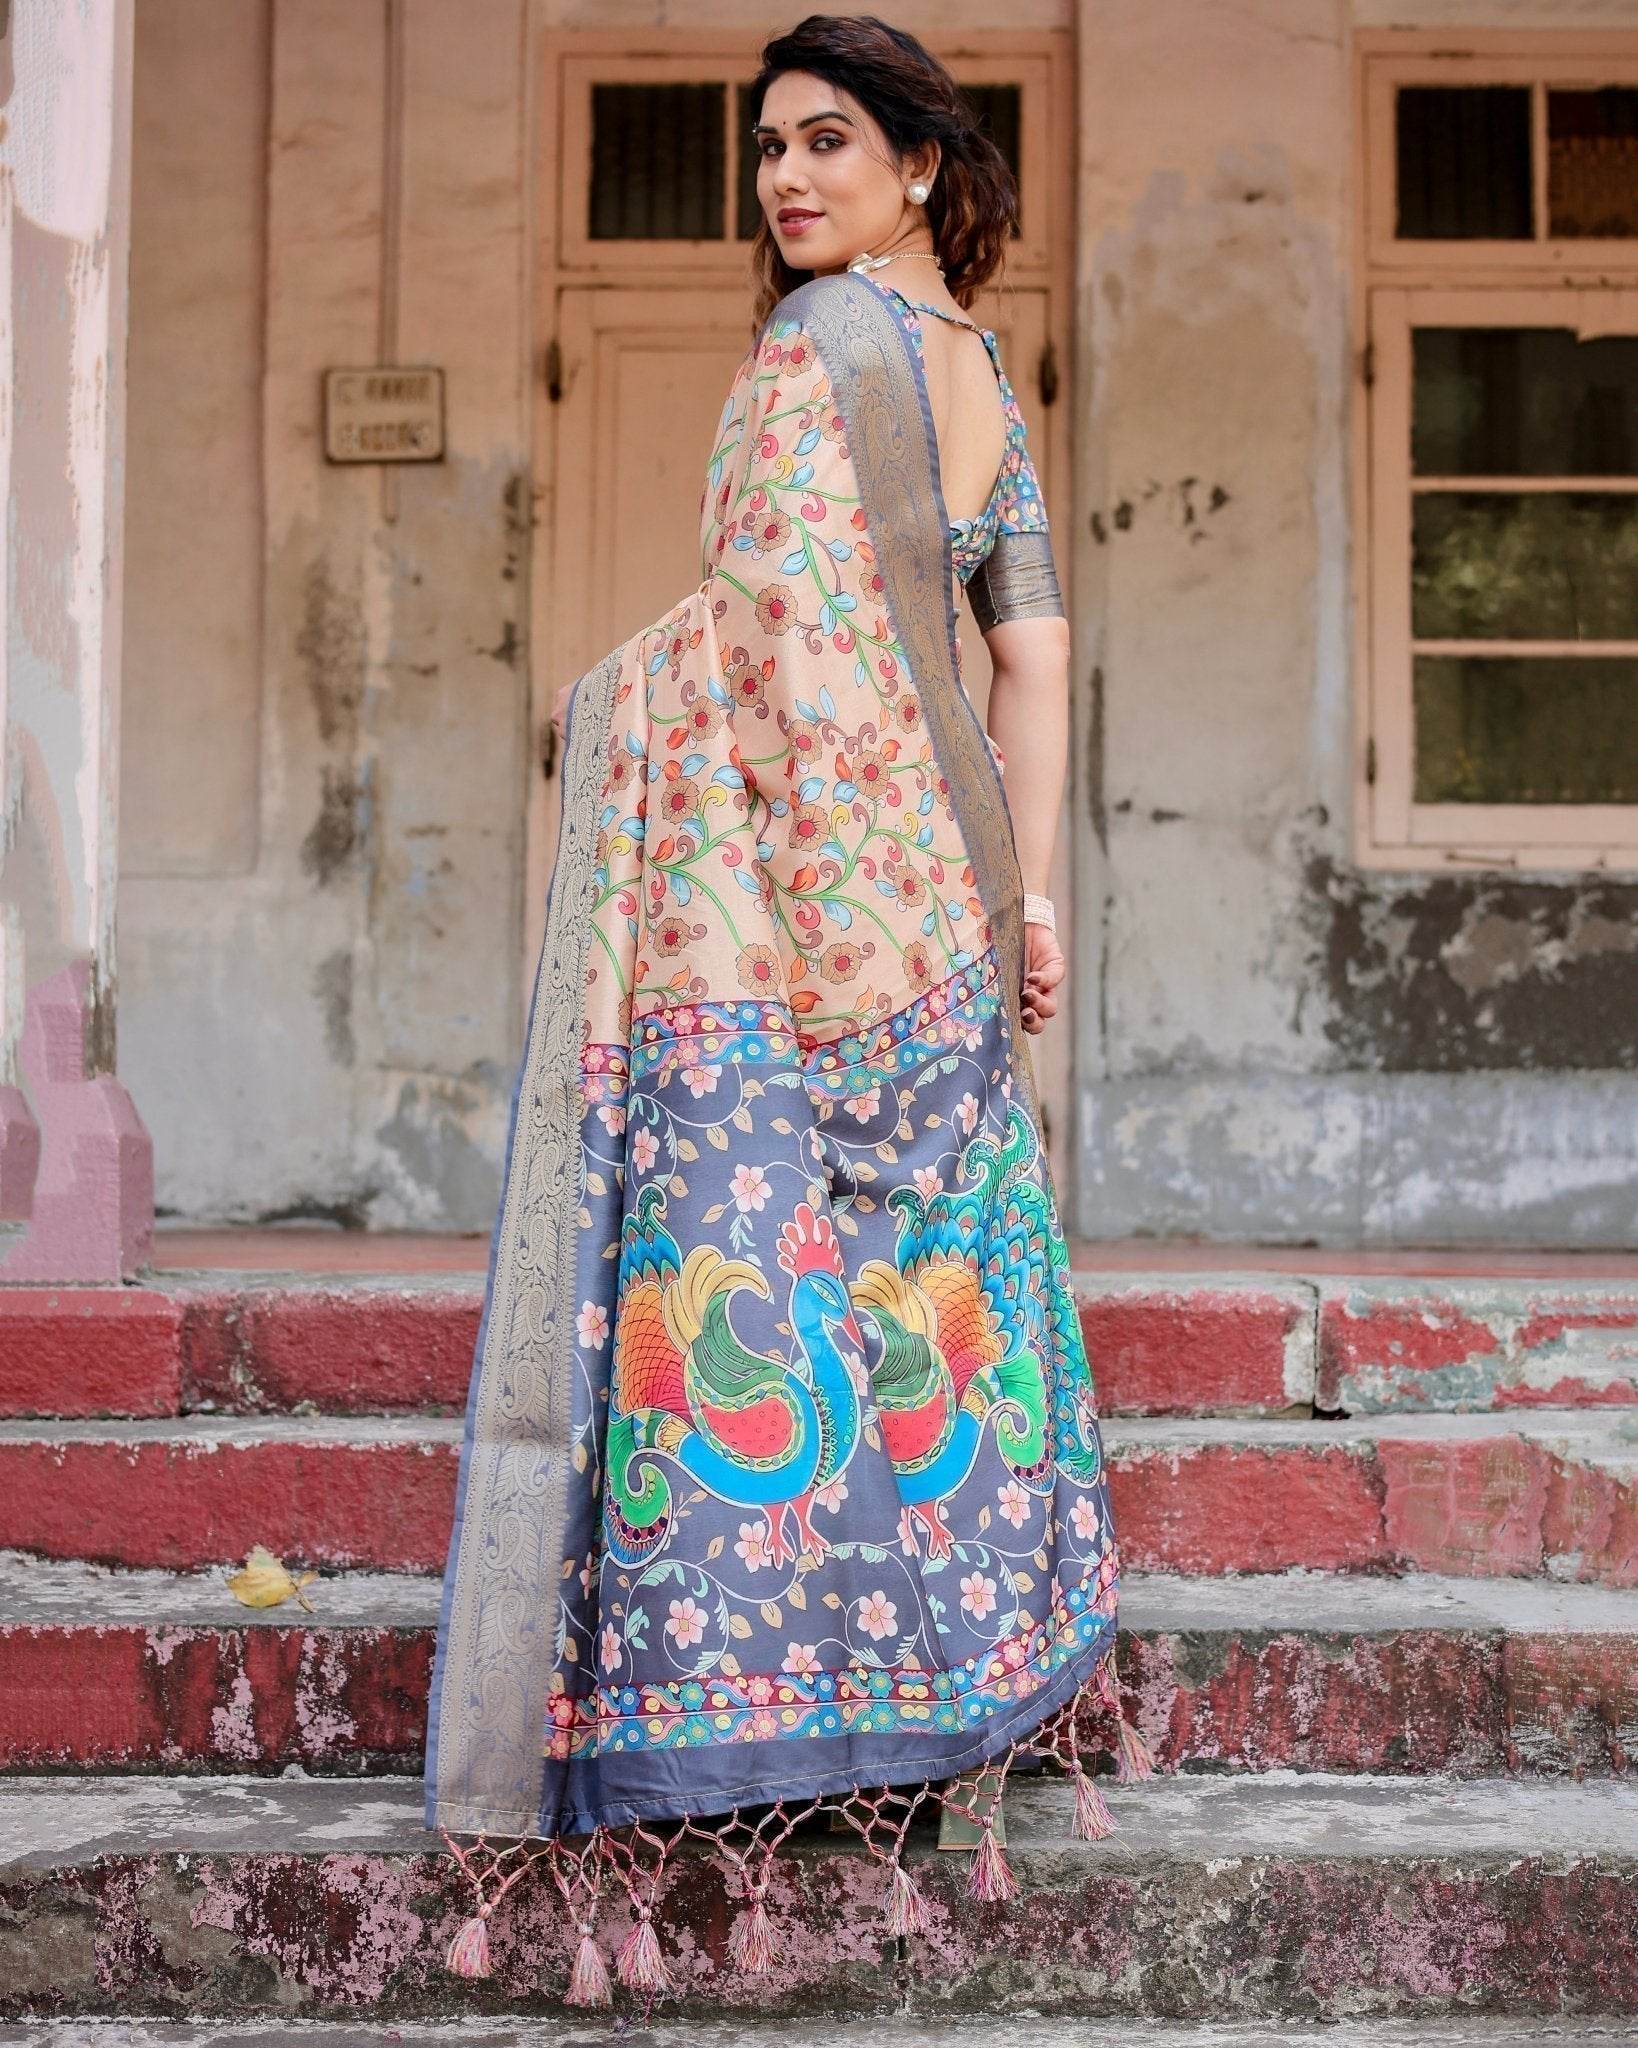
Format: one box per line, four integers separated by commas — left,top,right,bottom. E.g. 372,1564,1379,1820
0,912,39,1226
0,0,152,1282
1,964,151,1280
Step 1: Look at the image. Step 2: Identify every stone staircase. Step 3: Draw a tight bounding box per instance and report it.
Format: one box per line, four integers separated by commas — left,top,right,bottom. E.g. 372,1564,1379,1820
1,1261,1635,2026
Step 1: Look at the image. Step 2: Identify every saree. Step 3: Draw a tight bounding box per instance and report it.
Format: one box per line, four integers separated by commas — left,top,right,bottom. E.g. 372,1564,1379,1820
424,268,1148,2000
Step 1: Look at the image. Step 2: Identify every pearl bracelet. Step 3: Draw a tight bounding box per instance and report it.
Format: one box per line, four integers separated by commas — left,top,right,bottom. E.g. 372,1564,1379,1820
1022,891,1056,932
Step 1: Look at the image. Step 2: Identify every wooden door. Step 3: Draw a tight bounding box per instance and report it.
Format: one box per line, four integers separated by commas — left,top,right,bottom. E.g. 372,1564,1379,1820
526,287,751,951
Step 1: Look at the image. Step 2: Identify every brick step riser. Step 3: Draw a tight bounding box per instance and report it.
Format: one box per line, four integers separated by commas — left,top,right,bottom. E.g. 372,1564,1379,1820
0,1435,1630,1582
2,1620,1630,1778
7,1282,1638,1420
1,1836,1633,2020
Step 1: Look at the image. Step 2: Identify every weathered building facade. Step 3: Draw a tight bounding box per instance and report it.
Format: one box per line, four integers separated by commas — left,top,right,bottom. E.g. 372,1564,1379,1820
6,0,1638,1268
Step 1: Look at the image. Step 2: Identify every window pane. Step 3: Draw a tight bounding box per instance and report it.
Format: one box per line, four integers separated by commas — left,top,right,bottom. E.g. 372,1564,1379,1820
735,81,1026,242
1396,86,1532,240
963,84,1024,236
735,82,760,242
1415,656,1638,802
1549,87,1638,238
1413,328,1638,477
1413,492,1638,639
590,84,724,240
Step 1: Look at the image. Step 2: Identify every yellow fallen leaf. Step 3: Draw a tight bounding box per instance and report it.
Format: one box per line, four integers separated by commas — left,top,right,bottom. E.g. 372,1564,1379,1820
225,1544,318,1614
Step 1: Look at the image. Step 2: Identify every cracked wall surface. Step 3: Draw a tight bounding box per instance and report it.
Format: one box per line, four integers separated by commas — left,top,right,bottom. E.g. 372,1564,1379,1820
119,0,528,1229
1072,0,1638,1245
116,0,1638,1240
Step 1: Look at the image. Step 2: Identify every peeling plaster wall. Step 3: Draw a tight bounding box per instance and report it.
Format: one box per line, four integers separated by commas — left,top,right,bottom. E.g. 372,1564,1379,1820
1074,0,1638,1247
120,0,528,1228
0,0,132,1071
118,0,1072,1231
119,0,1638,1241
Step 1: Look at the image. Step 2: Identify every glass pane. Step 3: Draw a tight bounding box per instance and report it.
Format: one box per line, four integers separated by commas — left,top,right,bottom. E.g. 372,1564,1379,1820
963,84,1024,236
1413,328,1638,477
1396,86,1532,240
1415,656,1638,802
736,82,759,242
1413,492,1638,639
590,83,724,240
1549,88,1638,237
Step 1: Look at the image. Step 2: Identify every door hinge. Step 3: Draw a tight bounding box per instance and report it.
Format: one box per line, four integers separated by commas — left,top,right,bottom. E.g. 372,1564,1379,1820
1365,735,1377,786
1362,339,1376,389
540,718,558,783
1038,337,1059,408
545,337,563,405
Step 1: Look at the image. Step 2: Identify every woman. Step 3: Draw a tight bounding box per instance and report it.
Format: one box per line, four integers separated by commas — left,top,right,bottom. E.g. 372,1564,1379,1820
425,13,1148,2004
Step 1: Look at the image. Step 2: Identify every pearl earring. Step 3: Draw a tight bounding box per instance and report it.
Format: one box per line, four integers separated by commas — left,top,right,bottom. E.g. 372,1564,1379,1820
907,180,930,204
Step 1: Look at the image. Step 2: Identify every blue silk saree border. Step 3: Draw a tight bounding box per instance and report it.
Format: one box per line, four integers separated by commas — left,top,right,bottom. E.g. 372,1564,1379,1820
777,271,1041,1128
423,642,626,1839
553,1563,1114,1836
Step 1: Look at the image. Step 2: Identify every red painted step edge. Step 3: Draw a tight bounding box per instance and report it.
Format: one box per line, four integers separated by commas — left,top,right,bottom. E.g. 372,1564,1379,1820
9,1275,1638,1420
2,1616,1628,1777
0,1436,453,1572
181,1289,482,1413
0,1286,482,1418
0,1619,432,1772
1318,1285,1638,1413
0,1291,182,1418
0,1427,1630,1582
1077,1282,1313,1416
5,1282,1312,1420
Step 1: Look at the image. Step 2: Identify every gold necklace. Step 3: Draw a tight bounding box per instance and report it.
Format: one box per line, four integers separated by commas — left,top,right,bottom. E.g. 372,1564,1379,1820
846,248,944,275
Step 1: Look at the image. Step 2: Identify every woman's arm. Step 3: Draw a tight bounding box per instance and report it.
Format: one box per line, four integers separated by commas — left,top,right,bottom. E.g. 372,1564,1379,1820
982,611,1072,1034
983,611,1070,895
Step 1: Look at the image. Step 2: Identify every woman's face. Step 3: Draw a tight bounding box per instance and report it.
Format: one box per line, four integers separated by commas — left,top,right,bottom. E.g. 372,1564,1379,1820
754,70,931,276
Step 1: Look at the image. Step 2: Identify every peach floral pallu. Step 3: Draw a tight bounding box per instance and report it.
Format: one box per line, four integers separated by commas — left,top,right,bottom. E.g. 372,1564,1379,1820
423,267,1150,2006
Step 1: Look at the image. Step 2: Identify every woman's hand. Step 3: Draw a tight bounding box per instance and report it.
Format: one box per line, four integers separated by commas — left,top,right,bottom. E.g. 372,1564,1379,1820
1020,919,1065,1034
551,680,575,738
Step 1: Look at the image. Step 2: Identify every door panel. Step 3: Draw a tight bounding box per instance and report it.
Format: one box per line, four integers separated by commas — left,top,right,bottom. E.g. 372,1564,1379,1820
545,287,747,695
527,288,749,946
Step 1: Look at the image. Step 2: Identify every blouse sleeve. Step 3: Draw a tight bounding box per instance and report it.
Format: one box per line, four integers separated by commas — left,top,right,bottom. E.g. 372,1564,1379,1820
967,406,1066,635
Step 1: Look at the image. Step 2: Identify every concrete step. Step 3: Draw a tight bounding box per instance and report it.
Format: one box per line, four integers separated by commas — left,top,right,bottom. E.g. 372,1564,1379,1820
3,1557,1633,1780
6,2024,1638,2047
1,1772,1634,2020
7,1272,1636,1421
0,1410,1630,1581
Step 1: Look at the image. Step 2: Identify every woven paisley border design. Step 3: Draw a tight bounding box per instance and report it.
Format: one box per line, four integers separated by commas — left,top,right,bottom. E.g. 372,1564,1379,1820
424,641,626,1837
786,273,1040,1125
967,529,1065,634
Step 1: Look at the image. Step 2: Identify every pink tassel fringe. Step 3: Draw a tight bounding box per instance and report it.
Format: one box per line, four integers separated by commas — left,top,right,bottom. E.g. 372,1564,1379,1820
966,1822,1018,1904
1115,1714,1156,1783
444,1908,492,1979
616,1909,671,1993
884,1857,931,1937
728,1893,776,1973
565,1926,613,2007
1072,1769,1116,1841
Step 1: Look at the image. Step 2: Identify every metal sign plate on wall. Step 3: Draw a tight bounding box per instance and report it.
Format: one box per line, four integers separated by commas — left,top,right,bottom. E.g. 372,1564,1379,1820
323,368,445,462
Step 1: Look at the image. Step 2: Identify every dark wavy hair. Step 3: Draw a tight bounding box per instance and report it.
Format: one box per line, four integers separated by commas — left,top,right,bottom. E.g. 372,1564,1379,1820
745,16,1017,332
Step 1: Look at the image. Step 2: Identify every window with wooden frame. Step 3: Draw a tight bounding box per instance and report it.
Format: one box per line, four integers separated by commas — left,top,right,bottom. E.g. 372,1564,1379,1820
553,50,1058,278
1358,36,1638,871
